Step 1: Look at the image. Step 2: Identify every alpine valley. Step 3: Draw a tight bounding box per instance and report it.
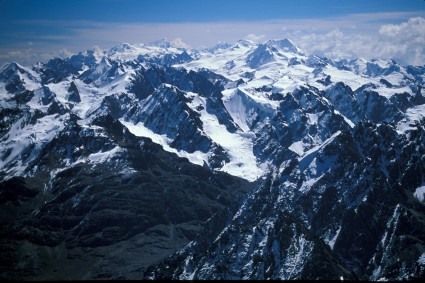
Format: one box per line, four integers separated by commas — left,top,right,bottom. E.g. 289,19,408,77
0,38,424,280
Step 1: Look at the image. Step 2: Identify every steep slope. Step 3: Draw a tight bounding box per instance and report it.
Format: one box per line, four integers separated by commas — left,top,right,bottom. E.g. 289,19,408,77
145,121,425,280
0,112,255,280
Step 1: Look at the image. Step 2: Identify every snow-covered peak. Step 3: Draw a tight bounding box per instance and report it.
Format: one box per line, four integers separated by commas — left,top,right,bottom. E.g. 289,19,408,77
204,41,232,53
108,42,136,56
0,61,23,73
265,38,303,55
241,38,307,69
235,39,255,48
331,57,403,78
0,61,30,79
0,60,41,94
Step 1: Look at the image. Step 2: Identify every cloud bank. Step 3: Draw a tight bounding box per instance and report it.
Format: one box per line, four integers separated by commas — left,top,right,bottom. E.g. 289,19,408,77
291,16,425,65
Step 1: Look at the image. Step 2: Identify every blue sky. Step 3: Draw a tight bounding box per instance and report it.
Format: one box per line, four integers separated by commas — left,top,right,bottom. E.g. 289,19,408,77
1,0,425,66
1,0,423,23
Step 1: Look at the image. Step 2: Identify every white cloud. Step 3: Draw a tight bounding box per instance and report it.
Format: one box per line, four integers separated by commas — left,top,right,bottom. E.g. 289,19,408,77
0,47,78,68
170,37,191,48
58,48,73,58
244,33,266,42
0,49,43,66
379,17,425,40
288,16,425,65
375,17,425,65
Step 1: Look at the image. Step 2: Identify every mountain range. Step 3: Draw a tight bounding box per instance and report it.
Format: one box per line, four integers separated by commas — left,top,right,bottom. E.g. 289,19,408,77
0,38,424,280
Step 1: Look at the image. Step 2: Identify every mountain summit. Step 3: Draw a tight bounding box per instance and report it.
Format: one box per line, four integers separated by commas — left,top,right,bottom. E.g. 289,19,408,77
0,38,424,280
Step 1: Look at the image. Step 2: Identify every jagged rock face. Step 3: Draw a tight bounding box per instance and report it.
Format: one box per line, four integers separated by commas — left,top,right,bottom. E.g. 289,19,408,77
1,39,425,280
0,112,255,280
144,122,425,280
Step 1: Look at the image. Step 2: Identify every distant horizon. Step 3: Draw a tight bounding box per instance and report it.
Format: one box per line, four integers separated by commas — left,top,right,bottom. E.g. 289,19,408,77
1,0,424,66
1,36,419,69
